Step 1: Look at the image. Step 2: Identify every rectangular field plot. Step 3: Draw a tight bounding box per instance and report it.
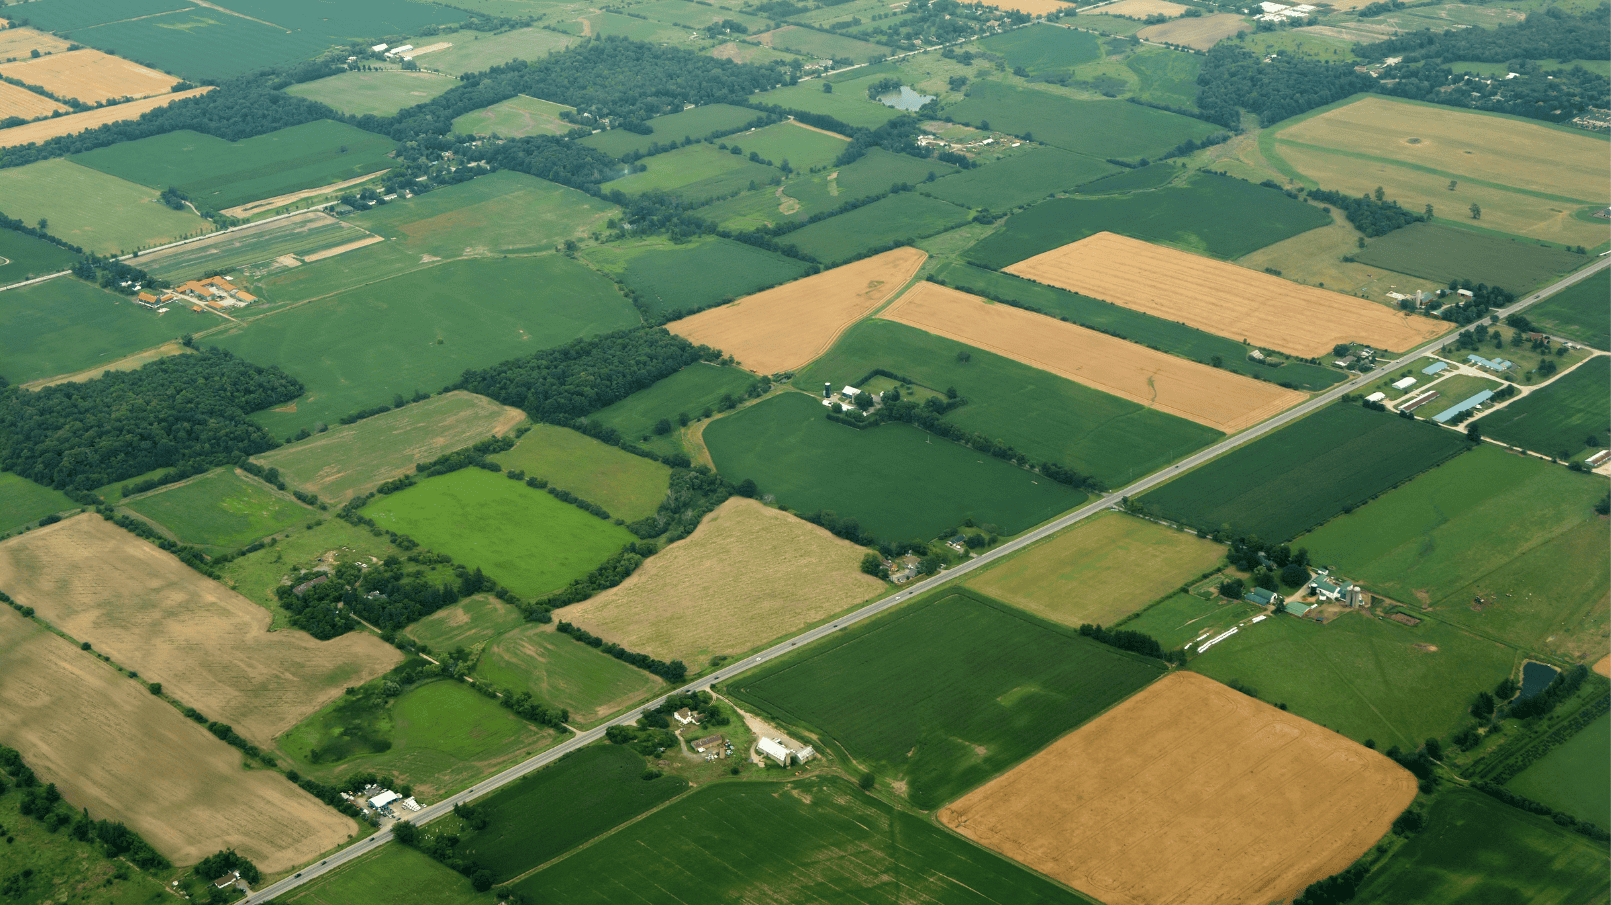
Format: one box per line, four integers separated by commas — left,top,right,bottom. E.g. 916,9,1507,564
0,26,73,60
452,94,574,137
285,70,458,117
752,24,886,61
0,277,217,385
552,11,693,44
1478,355,1609,459
942,672,1414,905
474,624,665,725
0,471,75,533
1141,404,1469,541
135,211,373,283
732,590,1164,809
0,607,356,873
1354,222,1587,293
785,193,969,265
0,86,212,149
0,48,178,104
581,235,809,320
947,80,1217,161
122,468,312,551
564,498,885,666
0,79,66,120
752,83,902,130
0,226,78,287
603,142,780,204
924,146,1118,212
351,170,617,258
1504,711,1609,831
363,468,635,598
491,423,671,522
54,10,357,81
283,844,495,905
1006,232,1450,357
1526,268,1609,350
976,23,1103,76
404,595,525,653
697,147,956,232
515,777,1096,904
726,119,848,171
579,103,760,158
0,158,211,254
588,362,757,457
424,28,575,75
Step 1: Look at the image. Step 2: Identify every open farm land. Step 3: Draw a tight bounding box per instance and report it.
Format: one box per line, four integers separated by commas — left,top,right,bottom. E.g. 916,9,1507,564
122,468,312,551
605,143,779,204
1005,232,1450,357
976,23,1102,75
285,70,458,116
0,86,211,148
668,246,925,375
71,121,398,212
880,282,1305,432
135,211,374,283
475,624,665,725
0,79,66,120
363,468,635,599
581,235,809,320
1505,711,1609,831
783,192,969,265
966,511,1225,629
1352,789,1610,905
1479,355,1609,459
404,596,525,654
966,173,1332,267
284,844,495,905
0,48,178,104
732,590,1165,809
452,94,574,137
698,148,955,233
589,362,757,456
0,471,75,533
516,776,1095,904
579,103,760,158
1123,591,1263,651
564,498,885,666
0,277,217,385
1138,13,1250,49
1141,404,1470,541
0,26,73,60
0,158,211,254
1300,445,1610,660
351,170,617,258
752,24,887,62
215,254,637,436
751,83,902,131
796,317,1220,485
423,28,575,75
551,11,695,46
705,392,1085,542
0,607,356,872
634,0,772,30
40,11,357,82
0,515,401,744
1354,222,1588,293
0,225,79,286
725,119,848,172
491,423,671,523
254,392,524,504
946,80,1218,161
942,672,1414,905
1526,267,1609,350
1075,162,1180,195
923,146,1118,212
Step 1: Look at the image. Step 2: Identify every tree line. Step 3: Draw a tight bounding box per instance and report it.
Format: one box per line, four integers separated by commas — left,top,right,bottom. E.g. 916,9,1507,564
557,621,688,683
1306,187,1425,237
1194,45,1376,129
0,744,169,871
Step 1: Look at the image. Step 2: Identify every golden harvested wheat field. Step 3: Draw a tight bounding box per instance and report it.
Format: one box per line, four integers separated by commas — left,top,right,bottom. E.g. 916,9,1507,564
0,87,211,147
941,672,1416,905
0,606,355,871
668,246,926,375
0,79,66,120
1006,232,1450,357
1138,13,1250,48
880,282,1305,432
0,515,401,745
0,26,73,61
563,498,884,665
0,48,179,104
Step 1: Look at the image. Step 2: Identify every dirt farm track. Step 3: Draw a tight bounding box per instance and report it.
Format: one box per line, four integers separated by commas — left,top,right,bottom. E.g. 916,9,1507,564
941,672,1416,905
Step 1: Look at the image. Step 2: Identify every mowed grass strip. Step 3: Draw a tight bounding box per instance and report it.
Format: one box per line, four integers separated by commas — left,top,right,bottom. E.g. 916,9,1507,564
491,423,671,522
724,119,848,172
286,70,458,117
1525,268,1609,350
351,170,618,258
783,192,968,265
363,468,636,599
923,146,1119,211
946,79,1217,161
581,235,810,320
1140,403,1470,542
0,158,211,254
1354,222,1587,293
476,624,664,725
122,468,313,551
452,94,574,137
1478,355,1609,458
284,844,495,905
0,472,75,533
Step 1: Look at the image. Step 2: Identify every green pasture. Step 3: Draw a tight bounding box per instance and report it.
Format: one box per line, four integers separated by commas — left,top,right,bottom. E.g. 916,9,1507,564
1076,161,1181,194
552,11,694,44
965,171,1331,267
492,423,672,522
404,596,526,653
977,24,1102,77
1505,712,1610,831
452,95,574,137
0,472,76,533
588,362,758,456
923,147,1119,212
796,318,1221,485
1140,404,1470,541
1525,268,1609,349
244,240,425,307
1190,612,1517,748
1352,789,1610,905
476,625,665,725
1123,592,1264,651
0,277,215,385
286,71,458,117
752,83,903,130
72,121,399,212
425,28,575,74
783,192,968,264
581,235,809,319
934,263,1344,390
697,148,955,231
0,780,172,905
363,468,635,598
1479,356,1609,459
0,227,78,287
704,392,1086,543
49,9,335,81
1356,223,1585,293
351,170,617,258
214,254,637,436
727,120,848,171
732,590,1164,809
284,844,494,905
945,79,1216,161
757,25,887,62
195,0,458,43
1127,47,1203,110
0,159,211,255
605,143,780,203
633,0,773,30
579,103,760,158
138,214,365,283
122,468,312,551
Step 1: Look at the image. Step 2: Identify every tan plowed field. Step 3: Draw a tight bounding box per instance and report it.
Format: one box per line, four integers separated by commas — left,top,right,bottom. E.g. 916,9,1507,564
0,79,66,120
940,671,1416,905
0,514,400,745
0,48,179,104
1138,13,1250,49
1005,232,1450,357
0,87,211,147
0,606,355,871
668,246,927,375
880,282,1305,432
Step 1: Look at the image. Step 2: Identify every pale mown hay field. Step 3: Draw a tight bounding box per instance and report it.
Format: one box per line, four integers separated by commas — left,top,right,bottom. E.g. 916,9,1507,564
0,79,66,119
1091,0,1189,17
941,671,1416,905
0,87,211,148
1138,13,1250,49
0,26,73,61
0,48,179,104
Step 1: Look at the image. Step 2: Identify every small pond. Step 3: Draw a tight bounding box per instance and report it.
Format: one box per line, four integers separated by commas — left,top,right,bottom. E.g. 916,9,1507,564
877,86,935,111
1519,661,1560,698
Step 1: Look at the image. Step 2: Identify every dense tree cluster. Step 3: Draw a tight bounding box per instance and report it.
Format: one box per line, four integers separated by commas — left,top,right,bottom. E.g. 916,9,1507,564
1361,6,1609,66
1292,862,1369,905
1307,188,1425,236
639,691,728,729
0,349,300,491
276,554,484,638
1076,623,1184,664
557,621,687,682
191,850,261,886
1195,45,1375,128
0,745,168,870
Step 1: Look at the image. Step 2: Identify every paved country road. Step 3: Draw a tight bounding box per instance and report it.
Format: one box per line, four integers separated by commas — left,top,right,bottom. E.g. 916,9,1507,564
241,254,1609,903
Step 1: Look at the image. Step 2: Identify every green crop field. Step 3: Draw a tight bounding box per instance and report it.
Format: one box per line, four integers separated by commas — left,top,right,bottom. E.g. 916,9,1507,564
1122,592,1264,651
923,147,1118,212
213,254,637,436
705,392,1085,543
756,25,887,62
1127,47,1204,110
286,71,459,117
934,263,1344,390
492,423,672,522
965,171,1332,267
752,83,903,130
1140,404,1470,541
404,596,526,653
424,28,575,74
1525,268,1609,350
457,745,688,882
581,235,809,319
0,277,217,385
1190,612,1517,748
1505,712,1610,831
726,120,848,172
977,24,1103,77
1351,789,1610,905
697,148,956,232
633,0,772,30
784,192,968,264
0,472,75,533
0,227,78,287
1355,223,1586,293
475,625,665,725
1075,161,1181,194
552,11,692,44
351,171,618,259
452,95,574,137
579,103,760,158
946,80,1217,161
1299,445,1609,659
605,143,780,204
795,319,1221,485
732,590,1164,809
285,844,494,905
0,159,211,255
46,9,335,81
72,121,399,212
1479,356,1610,459
243,240,425,308
363,468,635,598
136,213,369,283
588,362,758,456
122,468,313,552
